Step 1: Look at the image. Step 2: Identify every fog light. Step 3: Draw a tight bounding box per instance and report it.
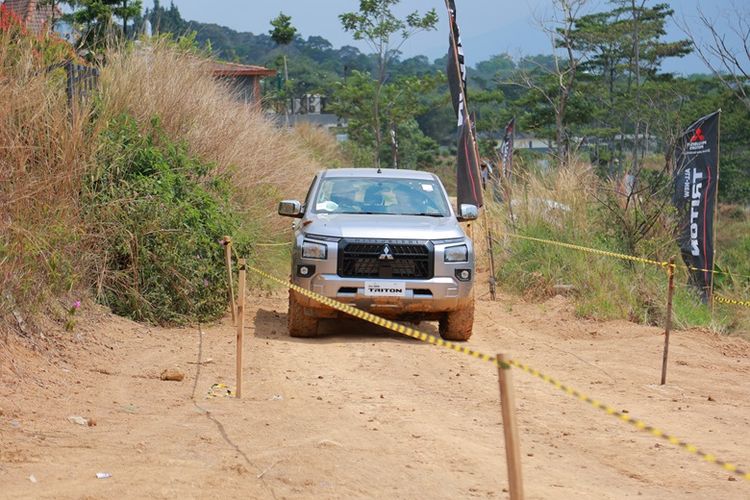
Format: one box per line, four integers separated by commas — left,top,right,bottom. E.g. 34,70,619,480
297,264,315,277
455,269,472,281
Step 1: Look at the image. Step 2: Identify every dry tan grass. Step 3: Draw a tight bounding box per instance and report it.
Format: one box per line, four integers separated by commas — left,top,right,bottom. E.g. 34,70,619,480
0,32,95,313
99,42,327,203
487,161,597,237
292,122,347,168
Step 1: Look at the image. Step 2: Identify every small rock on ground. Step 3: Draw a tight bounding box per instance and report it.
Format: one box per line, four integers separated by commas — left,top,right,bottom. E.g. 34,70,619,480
160,369,184,382
67,416,95,426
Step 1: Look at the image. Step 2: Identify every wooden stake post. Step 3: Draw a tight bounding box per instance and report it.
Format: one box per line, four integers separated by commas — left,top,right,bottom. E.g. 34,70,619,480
482,210,497,301
709,109,722,310
487,227,497,301
497,353,524,500
223,236,236,324
236,258,246,398
660,258,676,385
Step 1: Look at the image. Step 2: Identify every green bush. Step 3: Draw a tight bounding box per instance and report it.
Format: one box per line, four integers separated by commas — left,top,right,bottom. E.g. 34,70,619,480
496,221,666,324
84,115,251,324
671,285,727,331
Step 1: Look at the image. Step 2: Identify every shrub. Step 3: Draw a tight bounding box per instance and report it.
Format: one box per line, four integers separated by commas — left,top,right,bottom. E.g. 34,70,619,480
84,115,252,324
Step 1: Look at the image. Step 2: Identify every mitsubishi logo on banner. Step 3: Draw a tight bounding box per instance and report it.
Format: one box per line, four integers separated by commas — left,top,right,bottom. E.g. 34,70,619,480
690,127,705,142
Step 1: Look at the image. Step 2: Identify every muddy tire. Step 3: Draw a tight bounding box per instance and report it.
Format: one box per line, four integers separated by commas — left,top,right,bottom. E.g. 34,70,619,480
439,301,474,341
288,290,320,337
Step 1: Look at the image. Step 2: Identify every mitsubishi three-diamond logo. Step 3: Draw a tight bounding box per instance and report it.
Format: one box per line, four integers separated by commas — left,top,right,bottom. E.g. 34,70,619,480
690,127,705,142
379,244,394,261
686,126,709,155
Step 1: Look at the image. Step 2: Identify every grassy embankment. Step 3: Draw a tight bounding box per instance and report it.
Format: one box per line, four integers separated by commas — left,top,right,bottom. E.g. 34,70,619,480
1,31,345,329
485,156,750,337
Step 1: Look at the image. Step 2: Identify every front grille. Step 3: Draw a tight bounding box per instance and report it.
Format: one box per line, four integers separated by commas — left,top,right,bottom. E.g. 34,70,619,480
338,239,433,279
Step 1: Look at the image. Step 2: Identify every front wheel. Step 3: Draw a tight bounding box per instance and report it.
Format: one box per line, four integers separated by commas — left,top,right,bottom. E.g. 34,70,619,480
439,302,474,341
288,290,320,337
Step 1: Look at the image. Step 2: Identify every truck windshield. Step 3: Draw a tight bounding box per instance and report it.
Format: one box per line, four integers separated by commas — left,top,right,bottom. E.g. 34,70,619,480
313,177,451,217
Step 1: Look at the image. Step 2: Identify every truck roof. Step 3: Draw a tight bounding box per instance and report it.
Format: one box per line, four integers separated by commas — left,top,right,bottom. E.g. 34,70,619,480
320,168,438,180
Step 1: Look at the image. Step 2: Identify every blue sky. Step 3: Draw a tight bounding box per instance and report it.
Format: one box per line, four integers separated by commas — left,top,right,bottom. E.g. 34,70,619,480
142,0,744,75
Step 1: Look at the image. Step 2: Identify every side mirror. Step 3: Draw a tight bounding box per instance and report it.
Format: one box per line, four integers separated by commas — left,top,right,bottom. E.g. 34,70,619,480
457,204,478,222
278,200,303,218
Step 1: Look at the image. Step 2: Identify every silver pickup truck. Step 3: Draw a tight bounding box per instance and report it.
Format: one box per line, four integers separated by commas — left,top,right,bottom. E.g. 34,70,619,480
278,168,477,340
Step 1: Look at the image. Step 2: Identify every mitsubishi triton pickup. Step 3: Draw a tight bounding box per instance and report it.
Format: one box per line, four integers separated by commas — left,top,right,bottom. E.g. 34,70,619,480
278,168,477,340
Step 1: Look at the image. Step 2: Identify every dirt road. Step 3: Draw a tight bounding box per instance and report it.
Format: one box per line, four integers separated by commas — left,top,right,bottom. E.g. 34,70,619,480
2,285,749,499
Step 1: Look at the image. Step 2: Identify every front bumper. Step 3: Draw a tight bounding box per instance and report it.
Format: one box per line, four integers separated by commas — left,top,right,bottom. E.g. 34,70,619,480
293,274,473,319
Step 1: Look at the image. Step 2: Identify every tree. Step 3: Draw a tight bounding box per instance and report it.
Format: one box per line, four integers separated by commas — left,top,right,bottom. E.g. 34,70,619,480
680,6,750,111
305,35,332,54
471,53,516,90
269,12,297,125
380,73,443,167
516,0,589,166
393,55,433,78
330,70,443,168
147,0,186,35
269,12,296,47
614,1,690,176
114,0,141,38
269,12,296,84
64,0,142,54
562,1,690,172
499,2,697,252
339,0,438,166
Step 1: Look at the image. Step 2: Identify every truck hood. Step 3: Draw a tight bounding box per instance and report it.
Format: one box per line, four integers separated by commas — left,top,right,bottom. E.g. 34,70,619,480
301,213,466,240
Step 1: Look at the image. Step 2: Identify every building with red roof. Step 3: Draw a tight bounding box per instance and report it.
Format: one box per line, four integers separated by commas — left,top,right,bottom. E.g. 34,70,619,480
211,60,276,107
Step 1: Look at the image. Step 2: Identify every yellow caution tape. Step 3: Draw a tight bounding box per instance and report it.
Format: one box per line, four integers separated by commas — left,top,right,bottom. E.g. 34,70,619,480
248,265,750,482
715,294,750,309
496,233,671,268
681,265,750,281
496,233,750,282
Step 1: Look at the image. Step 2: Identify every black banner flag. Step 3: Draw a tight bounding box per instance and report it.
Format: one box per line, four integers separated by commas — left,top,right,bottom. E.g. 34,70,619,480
499,117,515,179
446,0,466,123
446,0,483,208
457,119,482,209
673,110,720,300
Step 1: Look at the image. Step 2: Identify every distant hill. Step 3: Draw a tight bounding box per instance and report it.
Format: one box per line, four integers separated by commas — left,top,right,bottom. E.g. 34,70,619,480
139,1,508,93
141,1,375,93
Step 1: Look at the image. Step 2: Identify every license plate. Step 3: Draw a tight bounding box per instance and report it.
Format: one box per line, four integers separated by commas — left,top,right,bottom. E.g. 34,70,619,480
363,281,406,297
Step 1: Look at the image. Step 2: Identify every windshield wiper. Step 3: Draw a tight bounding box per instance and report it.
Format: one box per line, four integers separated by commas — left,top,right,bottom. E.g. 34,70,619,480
336,211,389,215
333,211,445,217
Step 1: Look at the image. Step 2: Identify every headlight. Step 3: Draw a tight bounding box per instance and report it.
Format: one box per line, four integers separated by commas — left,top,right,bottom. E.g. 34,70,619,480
302,240,327,260
444,244,468,262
